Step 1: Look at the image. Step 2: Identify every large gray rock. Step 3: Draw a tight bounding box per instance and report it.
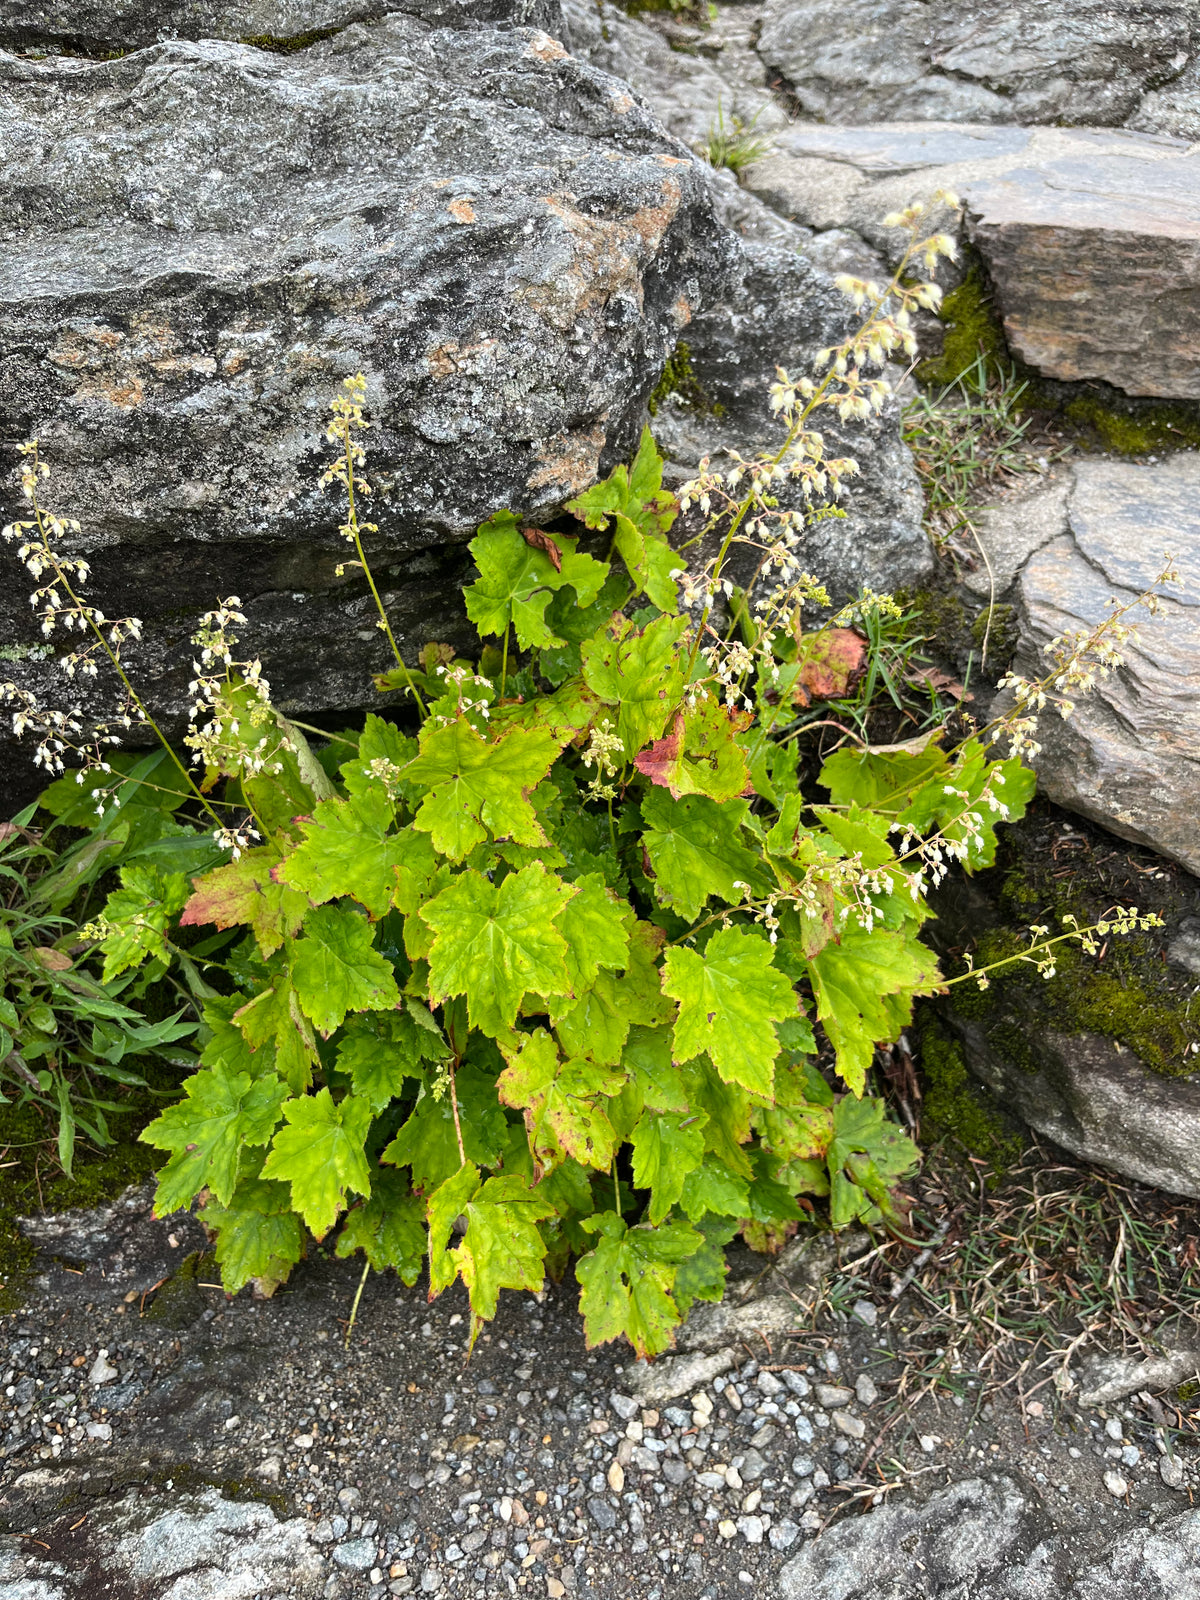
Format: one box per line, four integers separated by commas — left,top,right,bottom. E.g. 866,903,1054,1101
0,0,563,54
756,0,1198,130
1010,454,1200,876
741,122,1200,400
561,0,788,152
953,1015,1200,1200
0,13,735,780
650,244,932,602
779,1474,1200,1600
0,1481,326,1598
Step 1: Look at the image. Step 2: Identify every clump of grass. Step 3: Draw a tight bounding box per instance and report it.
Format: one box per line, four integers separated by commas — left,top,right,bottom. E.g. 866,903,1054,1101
903,354,1043,562
856,1144,1200,1405
700,104,773,174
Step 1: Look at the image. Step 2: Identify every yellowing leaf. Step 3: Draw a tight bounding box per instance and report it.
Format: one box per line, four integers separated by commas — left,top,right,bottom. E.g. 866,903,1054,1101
180,847,307,957
663,927,797,1097
497,1029,624,1173
575,1211,701,1358
427,1162,556,1335
406,719,562,862
260,1087,374,1239
421,865,574,1039
581,613,689,758
633,694,752,804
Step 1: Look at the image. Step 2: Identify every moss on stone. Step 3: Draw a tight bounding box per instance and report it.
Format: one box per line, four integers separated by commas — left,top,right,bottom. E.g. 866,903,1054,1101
937,807,1200,1086
647,340,723,417
1062,393,1200,456
915,262,1010,391
239,26,344,52
972,603,1018,666
915,1009,1024,1171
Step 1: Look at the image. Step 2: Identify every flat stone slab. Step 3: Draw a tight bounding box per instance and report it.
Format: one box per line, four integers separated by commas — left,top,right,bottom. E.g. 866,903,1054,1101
778,1473,1200,1600
741,123,1200,399
1010,453,1200,875
756,0,1199,132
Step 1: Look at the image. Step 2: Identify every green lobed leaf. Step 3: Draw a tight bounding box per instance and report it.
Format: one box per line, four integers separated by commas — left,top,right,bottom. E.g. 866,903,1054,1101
335,1169,426,1281
406,719,563,862
464,512,609,651
552,921,673,1066
260,1087,374,1239
335,1008,439,1113
140,1061,288,1213
234,974,318,1094
95,865,191,982
575,1211,701,1359
200,1176,304,1297
421,864,574,1039
381,1063,507,1193
277,787,419,920
289,903,401,1037
558,872,631,994
806,924,940,1095
678,1155,751,1221
663,926,797,1097
640,789,763,923
629,1109,706,1224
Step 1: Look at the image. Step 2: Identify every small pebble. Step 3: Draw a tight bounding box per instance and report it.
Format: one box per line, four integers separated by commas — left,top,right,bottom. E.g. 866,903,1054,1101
1160,1455,1186,1490
1103,1471,1128,1499
854,1374,878,1408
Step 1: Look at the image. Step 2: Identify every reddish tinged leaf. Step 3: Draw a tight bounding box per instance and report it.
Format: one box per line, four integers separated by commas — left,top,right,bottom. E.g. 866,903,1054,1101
907,666,974,703
793,628,867,707
181,848,307,958
632,695,752,803
633,715,682,789
521,526,562,572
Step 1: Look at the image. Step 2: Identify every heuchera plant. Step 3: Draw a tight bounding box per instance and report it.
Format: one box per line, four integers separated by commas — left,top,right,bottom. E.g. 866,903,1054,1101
9,199,1158,1354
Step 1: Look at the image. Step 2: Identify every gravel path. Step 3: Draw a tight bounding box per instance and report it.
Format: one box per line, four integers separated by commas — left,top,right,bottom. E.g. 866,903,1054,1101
1,1186,1195,1598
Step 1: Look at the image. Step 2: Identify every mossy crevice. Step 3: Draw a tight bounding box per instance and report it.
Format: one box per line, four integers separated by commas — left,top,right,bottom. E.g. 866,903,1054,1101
239,25,346,52
915,250,1200,456
914,1007,1025,1172
935,805,1200,1088
647,340,723,418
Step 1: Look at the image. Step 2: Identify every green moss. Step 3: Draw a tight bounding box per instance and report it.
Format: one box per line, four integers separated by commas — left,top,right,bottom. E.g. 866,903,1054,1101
647,341,723,418
1062,393,1200,456
915,1010,1024,1171
144,1248,218,1327
971,603,1018,666
239,26,343,52
915,262,1010,391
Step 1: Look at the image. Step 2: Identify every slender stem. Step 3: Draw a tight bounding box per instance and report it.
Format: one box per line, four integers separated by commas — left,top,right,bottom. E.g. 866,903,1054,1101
339,419,426,717
283,720,359,748
448,1061,467,1167
344,1256,371,1350
612,1157,621,1218
27,500,224,831
501,624,510,701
